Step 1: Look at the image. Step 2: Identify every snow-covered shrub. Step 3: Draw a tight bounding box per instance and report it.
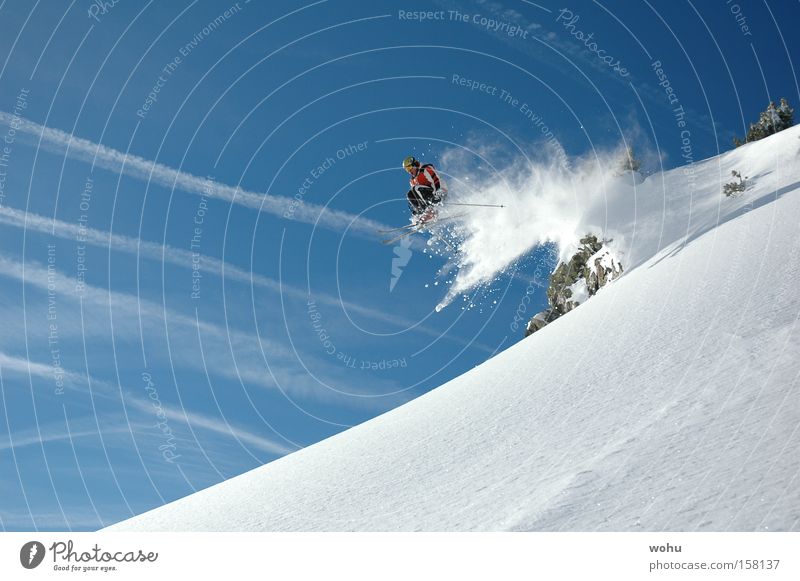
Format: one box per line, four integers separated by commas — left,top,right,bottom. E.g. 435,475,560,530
723,170,747,197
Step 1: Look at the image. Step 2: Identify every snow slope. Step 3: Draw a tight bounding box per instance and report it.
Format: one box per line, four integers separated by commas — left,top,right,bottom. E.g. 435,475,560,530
108,127,800,531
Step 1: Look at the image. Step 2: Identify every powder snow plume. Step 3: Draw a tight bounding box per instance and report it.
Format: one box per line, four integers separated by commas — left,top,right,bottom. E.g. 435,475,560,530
432,140,644,311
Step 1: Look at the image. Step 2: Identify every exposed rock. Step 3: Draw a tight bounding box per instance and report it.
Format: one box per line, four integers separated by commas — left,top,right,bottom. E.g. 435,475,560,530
525,235,622,337
524,309,559,337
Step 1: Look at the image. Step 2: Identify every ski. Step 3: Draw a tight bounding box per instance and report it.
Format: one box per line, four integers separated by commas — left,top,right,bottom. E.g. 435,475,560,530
379,212,466,245
435,212,466,223
381,226,423,245
376,222,420,234
378,212,465,235
437,233,456,252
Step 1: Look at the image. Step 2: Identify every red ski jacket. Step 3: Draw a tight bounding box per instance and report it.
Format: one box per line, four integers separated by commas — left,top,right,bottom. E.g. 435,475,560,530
409,164,441,191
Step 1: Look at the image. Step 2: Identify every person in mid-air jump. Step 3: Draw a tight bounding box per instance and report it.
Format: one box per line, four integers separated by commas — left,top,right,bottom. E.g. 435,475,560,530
403,155,445,223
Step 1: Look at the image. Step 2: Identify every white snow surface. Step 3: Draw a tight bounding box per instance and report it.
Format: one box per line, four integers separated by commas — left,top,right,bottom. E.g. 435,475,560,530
108,128,800,531
567,276,589,305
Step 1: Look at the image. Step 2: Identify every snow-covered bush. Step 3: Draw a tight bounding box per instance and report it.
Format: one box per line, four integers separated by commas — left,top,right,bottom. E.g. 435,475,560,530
722,170,747,197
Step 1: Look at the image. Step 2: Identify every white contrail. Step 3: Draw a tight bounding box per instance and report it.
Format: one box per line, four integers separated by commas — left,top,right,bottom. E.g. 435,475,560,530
0,111,388,237
124,395,295,456
0,113,500,352
0,253,344,400
0,251,417,409
0,352,293,455
0,206,494,352
0,205,386,319
0,350,89,392
0,420,129,452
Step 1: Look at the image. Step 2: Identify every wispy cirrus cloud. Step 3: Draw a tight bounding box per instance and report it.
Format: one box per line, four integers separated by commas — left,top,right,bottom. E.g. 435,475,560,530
0,351,293,457
124,395,295,456
0,422,128,452
0,350,91,393
0,205,492,353
0,111,388,237
0,252,407,410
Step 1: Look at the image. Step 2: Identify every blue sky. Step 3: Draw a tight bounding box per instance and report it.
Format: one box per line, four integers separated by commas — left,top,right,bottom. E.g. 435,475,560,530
0,0,797,531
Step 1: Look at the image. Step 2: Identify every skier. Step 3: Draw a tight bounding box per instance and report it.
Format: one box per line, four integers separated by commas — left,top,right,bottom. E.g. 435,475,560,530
403,155,445,224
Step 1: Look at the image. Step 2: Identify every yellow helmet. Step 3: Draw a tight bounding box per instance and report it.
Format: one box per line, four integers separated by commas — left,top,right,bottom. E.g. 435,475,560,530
402,155,419,171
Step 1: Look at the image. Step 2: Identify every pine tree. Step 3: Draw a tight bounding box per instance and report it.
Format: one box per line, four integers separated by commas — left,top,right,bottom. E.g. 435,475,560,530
617,146,641,173
760,101,783,136
777,98,794,129
735,98,795,146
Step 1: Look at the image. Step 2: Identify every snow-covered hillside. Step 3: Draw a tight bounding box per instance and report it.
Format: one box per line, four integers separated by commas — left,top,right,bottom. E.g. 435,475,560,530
108,127,800,531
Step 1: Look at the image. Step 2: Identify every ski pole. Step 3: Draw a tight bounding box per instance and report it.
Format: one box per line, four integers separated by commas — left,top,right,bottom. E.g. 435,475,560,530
444,202,506,208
